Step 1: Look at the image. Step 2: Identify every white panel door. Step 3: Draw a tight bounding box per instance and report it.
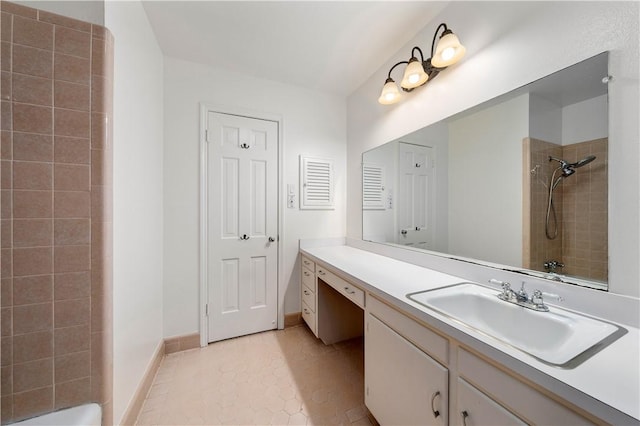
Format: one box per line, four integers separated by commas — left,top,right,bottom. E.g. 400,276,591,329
397,142,434,249
207,112,278,342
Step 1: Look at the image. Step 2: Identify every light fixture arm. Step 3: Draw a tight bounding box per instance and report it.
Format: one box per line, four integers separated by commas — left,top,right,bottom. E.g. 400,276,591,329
431,23,449,59
387,60,409,79
411,46,425,62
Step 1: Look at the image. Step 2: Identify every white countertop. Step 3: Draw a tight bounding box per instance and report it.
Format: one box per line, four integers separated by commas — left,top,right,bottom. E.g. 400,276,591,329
300,244,640,423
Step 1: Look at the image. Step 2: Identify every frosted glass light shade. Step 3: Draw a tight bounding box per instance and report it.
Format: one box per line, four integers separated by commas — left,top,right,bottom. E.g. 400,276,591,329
400,59,429,89
378,79,401,105
431,31,466,68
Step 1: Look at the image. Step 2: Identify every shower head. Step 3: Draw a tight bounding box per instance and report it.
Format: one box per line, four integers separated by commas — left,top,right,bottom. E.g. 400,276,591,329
570,155,596,168
549,155,596,177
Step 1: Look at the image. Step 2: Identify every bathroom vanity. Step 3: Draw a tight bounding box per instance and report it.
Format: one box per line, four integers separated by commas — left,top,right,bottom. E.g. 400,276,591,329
299,241,639,425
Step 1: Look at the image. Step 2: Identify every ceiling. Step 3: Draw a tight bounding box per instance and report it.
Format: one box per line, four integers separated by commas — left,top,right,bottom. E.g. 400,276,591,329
142,1,449,96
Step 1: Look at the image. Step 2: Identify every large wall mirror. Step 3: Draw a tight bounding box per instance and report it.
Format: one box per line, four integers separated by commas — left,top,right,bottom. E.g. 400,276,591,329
362,52,609,291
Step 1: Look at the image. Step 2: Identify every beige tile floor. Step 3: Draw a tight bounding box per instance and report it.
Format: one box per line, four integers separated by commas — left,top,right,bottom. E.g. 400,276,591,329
135,325,374,425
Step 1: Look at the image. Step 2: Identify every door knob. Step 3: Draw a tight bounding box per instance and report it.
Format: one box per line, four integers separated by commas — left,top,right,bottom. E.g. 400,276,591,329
401,229,408,235
240,234,249,240
268,237,275,242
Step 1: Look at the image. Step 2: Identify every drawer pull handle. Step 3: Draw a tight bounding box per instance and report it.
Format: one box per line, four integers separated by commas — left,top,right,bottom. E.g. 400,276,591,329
344,286,356,295
303,260,310,265
303,308,310,314
304,290,310,296
318,271,326,276
304,271,310,276
431,391,441,418
461,410,469,426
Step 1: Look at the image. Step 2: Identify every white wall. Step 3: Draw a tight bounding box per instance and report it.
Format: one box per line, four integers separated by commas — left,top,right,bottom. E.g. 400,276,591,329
163,57,346,338
14,0,104,25
448,94,528,266
529,94,562,144
562,94,608,145
105,1,164,423
346,1,639,297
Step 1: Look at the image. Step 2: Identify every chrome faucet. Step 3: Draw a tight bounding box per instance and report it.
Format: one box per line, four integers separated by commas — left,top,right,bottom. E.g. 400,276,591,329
489,279,560,312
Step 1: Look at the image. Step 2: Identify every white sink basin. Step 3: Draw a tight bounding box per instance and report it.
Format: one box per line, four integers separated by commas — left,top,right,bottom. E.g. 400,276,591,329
407,283,622,366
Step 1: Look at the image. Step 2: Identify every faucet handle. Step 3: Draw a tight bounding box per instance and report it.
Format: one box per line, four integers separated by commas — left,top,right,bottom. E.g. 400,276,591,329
531,290,550,311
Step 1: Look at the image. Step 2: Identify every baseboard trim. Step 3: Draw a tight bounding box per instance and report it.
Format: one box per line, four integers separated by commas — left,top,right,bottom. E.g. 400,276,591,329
120,340,164,425
284,312,303,328
164,332,201,354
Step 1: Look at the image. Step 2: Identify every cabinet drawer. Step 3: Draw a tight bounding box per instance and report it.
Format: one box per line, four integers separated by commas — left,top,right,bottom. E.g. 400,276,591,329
301,266,315,292
301,256,315,272
458,349,594,425
302,300,316,335
367,296,448,365
317,266,365,309
302,284,316,312
457,378,526,425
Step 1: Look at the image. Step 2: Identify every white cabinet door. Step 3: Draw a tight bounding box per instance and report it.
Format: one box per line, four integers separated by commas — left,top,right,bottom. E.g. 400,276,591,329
456,378,526,426
365,313,448,425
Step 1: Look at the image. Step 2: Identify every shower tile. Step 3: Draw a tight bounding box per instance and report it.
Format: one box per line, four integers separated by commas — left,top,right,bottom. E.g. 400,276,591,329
1,100,11,130
13,330,53,363
54,108,89,138
54,163,90,191
1,395,13,422
54,218,90,245
1,70,10,100
13,103,53,134
90,112,107,149
1,364,12,394
12,385,54,421
13,357,53,393
12,74,52,105
54,26,90,59
54,324,89,356
91,75,107,113
54,271,90,300
1,307,11,335
54,136,90,164
12,44,53,78
12,302,52,334
53,190,90,218
91,185,112,221
13,190,52,218
13,161,52,190
13,247,52,276
55,350,89,383
54,53,89,84
13,15,53,51
55,376,91,409
13,218,52,247
91,149,105,185
54,80,89,111
91,37,106,76
91,293,103,331
54,298,89,328
1,159,10,188
1,336,12,365
13,132,53,162
1,130,12,159
1,277,12,306
1,12,12,42
38,11,92,33
1,248,11,277
54,245,90,273
13,275,52,305
0,2,37,19
1,41,11,72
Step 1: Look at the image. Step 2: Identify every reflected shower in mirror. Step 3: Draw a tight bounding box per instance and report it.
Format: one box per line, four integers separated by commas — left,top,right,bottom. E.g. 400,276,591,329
362,52,609,290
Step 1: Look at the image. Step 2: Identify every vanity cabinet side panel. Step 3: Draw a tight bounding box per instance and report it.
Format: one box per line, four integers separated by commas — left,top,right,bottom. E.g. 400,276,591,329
365,313,448,426
458,349,597,425
300,256,318,337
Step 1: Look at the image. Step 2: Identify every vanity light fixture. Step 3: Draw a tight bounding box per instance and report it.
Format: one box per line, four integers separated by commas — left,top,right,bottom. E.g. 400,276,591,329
378,23,466,105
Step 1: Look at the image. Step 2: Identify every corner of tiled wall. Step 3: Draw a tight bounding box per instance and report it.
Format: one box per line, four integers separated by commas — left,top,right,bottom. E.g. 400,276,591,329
0,1,113,424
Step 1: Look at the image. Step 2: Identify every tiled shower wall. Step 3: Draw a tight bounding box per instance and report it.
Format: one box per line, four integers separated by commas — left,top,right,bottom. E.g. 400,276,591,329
0,1,113,424
523,137,608,282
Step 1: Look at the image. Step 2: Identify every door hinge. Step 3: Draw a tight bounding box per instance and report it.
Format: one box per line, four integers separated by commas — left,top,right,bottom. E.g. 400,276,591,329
205,304,208,316
205,129,209,142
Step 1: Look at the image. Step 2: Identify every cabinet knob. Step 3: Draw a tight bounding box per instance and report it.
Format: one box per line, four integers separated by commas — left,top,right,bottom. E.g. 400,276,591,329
304,290,310,296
